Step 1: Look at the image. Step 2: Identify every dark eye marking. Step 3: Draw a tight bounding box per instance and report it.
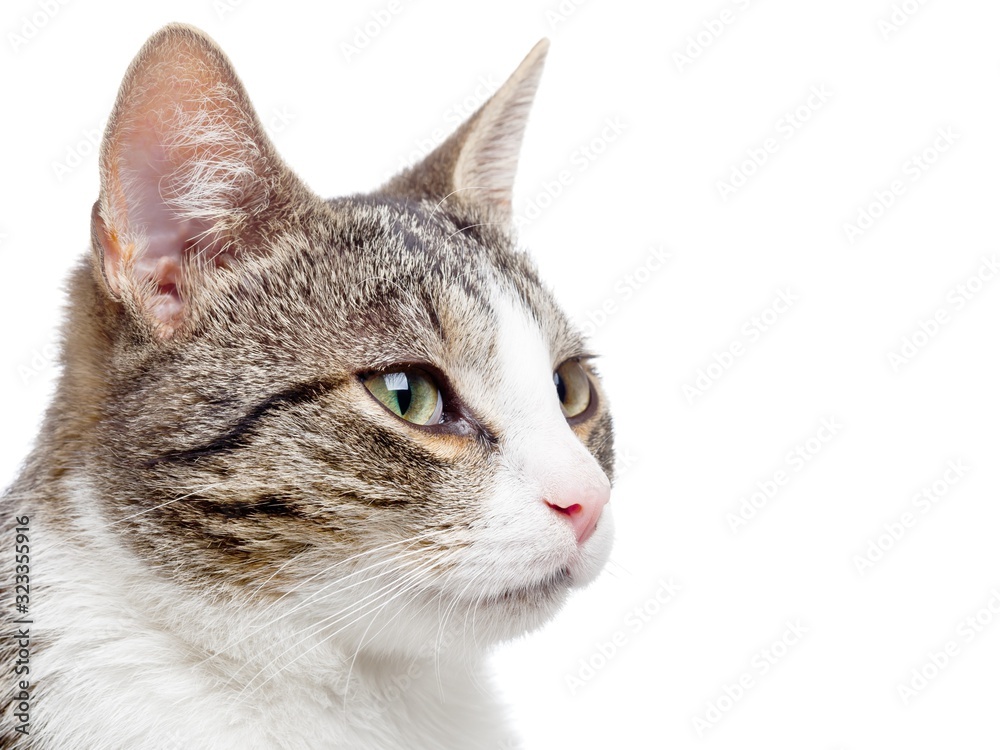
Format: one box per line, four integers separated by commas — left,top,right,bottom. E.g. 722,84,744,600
144,377,344,466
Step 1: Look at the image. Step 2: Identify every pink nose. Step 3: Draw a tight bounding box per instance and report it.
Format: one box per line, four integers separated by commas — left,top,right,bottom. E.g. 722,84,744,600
545,481,610,544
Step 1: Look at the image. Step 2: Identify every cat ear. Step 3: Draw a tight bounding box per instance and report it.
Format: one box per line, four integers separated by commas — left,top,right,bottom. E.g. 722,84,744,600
92,23,294,338
383,39,549,221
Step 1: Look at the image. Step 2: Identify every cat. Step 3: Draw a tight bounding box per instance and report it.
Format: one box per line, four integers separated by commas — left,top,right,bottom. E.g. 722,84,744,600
1,23,614,750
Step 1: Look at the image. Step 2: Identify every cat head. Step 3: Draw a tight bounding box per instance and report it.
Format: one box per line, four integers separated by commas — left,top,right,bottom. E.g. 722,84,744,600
76,24,613,655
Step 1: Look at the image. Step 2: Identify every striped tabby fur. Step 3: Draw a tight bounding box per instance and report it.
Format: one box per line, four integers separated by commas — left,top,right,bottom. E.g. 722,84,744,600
1,24,613,749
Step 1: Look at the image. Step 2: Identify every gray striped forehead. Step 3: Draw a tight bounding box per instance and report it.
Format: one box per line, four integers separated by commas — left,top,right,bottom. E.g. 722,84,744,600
267,195,590,372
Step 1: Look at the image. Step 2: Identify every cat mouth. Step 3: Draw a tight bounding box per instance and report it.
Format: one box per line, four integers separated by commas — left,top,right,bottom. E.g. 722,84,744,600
486,567,571,605
421,568,570,612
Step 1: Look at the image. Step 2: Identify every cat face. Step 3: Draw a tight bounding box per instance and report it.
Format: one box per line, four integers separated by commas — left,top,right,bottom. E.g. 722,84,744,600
81,25,613,654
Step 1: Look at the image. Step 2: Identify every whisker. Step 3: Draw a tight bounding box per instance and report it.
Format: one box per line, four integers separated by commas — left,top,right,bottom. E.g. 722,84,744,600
339,550,460,714
445,222,501,242
227,548,450,690
193,535,441,671
431,565,482,695
427,185,492,220
247,530,440,620
228,553,449,705
242,545,311,602
32,482,227,559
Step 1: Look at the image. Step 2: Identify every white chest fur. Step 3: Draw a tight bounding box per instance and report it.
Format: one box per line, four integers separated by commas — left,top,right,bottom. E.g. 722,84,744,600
23,482,516,750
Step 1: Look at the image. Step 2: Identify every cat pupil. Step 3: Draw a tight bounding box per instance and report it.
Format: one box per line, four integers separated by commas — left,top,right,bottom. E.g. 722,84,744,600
396,384,412,415
554,371,567,403
384,372,412,415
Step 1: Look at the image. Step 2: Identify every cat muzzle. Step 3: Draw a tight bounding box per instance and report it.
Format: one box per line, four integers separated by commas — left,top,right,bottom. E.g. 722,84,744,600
544,478,610,544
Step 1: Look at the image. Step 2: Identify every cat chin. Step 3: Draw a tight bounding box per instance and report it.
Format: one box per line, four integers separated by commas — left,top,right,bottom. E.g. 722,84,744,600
351,573,574,657
455,510,616,643
402,525,615,650
434,580,573,647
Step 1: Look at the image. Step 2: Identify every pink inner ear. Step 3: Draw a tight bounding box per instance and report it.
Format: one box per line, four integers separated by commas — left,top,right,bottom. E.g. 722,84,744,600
117,126,217,327
95,27,279,336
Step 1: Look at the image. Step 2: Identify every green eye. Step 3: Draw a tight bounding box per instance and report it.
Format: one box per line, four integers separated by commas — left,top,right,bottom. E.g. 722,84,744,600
363,368,444,426
554,360,592,419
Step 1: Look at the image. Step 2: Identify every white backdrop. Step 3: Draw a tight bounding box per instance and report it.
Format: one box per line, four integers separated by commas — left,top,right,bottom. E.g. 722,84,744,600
3,0,1000,747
